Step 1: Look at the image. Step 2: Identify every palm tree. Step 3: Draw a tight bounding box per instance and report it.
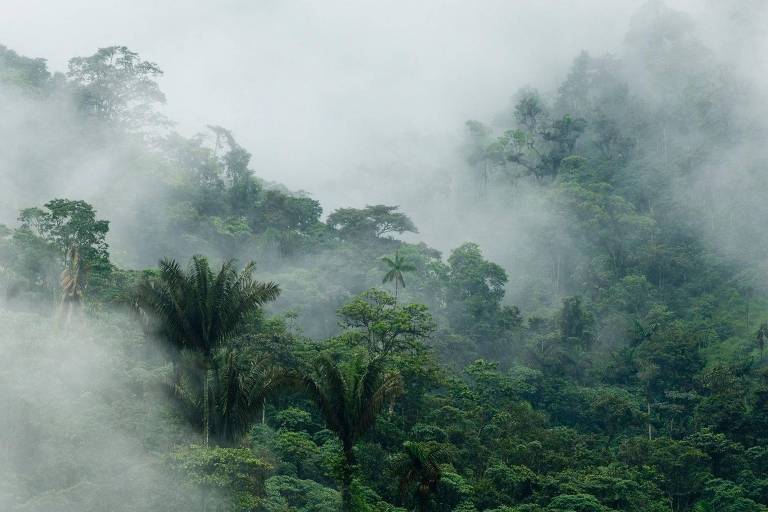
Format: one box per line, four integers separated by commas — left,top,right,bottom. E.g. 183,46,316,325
170,347,279,446
382,250,416,304
136,255,280,445
395,441,445,512
294,353,403,512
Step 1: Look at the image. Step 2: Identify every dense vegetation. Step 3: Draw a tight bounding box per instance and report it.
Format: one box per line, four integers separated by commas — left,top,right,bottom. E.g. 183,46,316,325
2,4,768,512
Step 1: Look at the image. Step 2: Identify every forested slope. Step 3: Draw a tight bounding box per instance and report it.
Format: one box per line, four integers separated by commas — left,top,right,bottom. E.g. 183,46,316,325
1,4,768,511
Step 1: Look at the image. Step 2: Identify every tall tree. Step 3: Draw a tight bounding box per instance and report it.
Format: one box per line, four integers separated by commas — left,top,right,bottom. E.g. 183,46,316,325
293,353,403,512
382,250,416,304
445,242,508,335
17,199,110,304
170,347,279,446
327,205,417,241
135,255,279,444
67,45,166,127
336,289,434,356
18,199,109,266
395,441,445,512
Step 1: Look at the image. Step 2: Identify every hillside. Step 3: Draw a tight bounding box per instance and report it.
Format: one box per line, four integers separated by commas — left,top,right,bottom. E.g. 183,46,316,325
1,3,768,511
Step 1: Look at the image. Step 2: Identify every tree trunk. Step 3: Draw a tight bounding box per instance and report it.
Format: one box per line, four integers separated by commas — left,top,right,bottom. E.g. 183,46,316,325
203,366,210,447
416,490,431,512
394,279,399,305
341,446,355,512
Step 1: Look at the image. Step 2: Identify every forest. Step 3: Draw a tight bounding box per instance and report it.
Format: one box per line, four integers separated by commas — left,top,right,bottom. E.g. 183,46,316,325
1,2,768,512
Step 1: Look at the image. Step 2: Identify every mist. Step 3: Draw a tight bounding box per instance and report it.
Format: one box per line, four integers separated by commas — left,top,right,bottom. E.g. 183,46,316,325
0,310,210,511
2,0,766,255
1,0,641,209
3,1,768,511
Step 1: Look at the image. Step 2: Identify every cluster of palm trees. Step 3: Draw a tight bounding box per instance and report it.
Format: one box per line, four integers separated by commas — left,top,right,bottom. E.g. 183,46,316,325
136,256,280,446
135,254,410,511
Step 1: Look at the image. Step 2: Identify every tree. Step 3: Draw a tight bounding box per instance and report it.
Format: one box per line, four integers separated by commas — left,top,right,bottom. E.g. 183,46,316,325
292,353,403,512
464,120,496,190
445,242,508,335
382,250,416,303
170,444,272,511
480,88,586,182
258,190,322,233
67,46,166,127
327,205,417,241
18,199,109,265
16,199,110,303
475,463,537,509
170,347,280,447
395,441,445,512
206,125,262,217
547,493,609,512
336,289,435,356
619,437,710,511
559,296,595,350
0,44,51,91
694,479,765,512
635,319,704,400
261,475,341,511
57,245,85,326
587,387,644,439
135,255,279,444
555,172,655,279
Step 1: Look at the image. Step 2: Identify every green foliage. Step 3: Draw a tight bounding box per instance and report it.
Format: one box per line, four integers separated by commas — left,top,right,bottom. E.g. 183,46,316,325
558,297,595,349
547,493,610,512
383,250,417,301
136,255,279,356
337,288,435,355
260,475,340,511
694,479,767,512
18,198,110,265
283,350,404,511
394,441,447,511
170,444,272,509
5,18,768,512
171,346,279,446
136,255,280,445
328,205,418,241
3,199,111,303
444,242,519,351
67,45,166,127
